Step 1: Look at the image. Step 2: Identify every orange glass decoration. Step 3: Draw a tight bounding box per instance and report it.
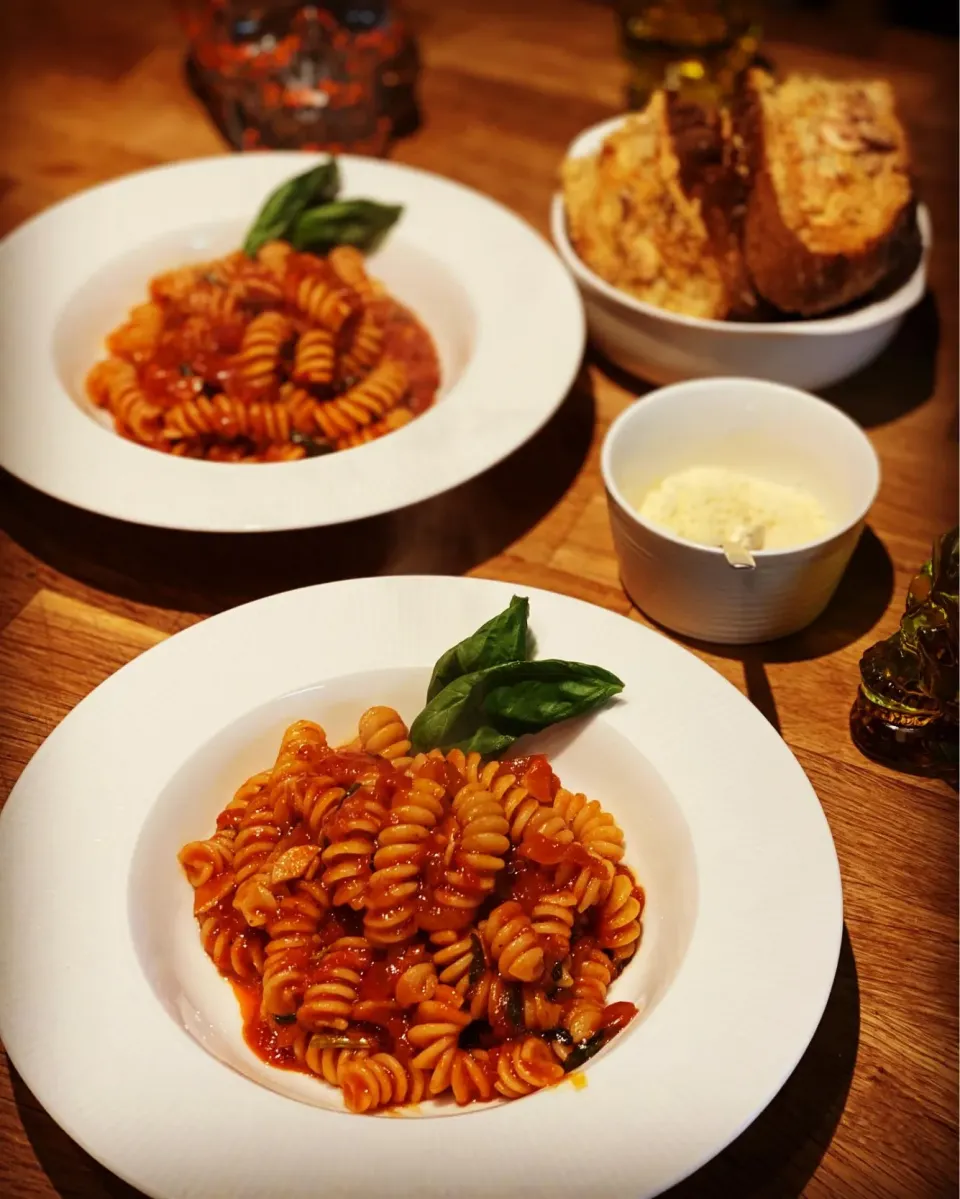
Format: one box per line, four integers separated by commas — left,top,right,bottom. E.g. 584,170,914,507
179,2,419,154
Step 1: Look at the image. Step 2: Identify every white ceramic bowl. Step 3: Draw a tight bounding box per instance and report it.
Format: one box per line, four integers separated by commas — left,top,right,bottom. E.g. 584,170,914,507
0,152,584,532
551,115,930,390
0,575,842,1199
601,377,881,643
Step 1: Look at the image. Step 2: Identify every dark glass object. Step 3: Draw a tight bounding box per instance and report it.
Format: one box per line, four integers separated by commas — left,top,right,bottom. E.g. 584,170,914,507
180,2,420,154
850,528,959,783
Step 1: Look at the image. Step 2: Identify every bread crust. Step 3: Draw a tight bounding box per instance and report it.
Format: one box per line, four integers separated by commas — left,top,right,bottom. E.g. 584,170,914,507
739,68,919,316
665,93,758,319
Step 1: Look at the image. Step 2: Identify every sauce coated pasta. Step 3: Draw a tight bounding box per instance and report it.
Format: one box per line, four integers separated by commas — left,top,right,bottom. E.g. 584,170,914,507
86,243,439,462
178,709,644,1112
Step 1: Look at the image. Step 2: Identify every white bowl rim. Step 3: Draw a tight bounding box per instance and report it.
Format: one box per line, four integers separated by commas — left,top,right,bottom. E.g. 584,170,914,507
600,376,881,558
0,151,586,533
552,113,930,337
0,573,843,1199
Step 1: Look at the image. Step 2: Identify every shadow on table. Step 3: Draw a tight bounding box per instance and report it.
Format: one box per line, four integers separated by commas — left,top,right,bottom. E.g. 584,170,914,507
653,527,895,734
10,927,860,1199
660,924,861,1199
821,291,940,429
0,369,595,616
678,525,895,667
587,290,939,433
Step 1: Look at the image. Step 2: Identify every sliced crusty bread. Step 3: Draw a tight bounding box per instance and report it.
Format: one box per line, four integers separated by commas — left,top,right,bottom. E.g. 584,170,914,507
664,94,759,320
562,91,735,321
738,68,919,316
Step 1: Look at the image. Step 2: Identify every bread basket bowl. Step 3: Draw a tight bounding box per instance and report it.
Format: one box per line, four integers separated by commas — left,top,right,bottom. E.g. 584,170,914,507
551,115,930,390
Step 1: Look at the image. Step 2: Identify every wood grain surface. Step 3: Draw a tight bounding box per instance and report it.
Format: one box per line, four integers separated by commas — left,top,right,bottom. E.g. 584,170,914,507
0,1,957,1196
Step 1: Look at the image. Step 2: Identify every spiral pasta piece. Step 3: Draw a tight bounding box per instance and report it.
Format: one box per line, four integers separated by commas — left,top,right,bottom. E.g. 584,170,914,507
292,328,336,386
163,394,294,444
256,239,293,277
341,310,383,377
407,984,472,1094
483,901,545,983
364,776,446,944
89,359,162,441
356,706,413,769
493,1037,564,1099
431,929,484,990
335,407,413,450
430,788,510,928
178,829,235,888
328,245,380,300
530,890,577,953
234,311,291,390
450,1049,496,1105
564,945,613,1043
340,1053,427,1113
552,788,625,863
184,283,239,322
299,943,371,1031
521,985,564,1031
320,791,388,908
106,302,164,362
199,909,267,981
395,961,439,1008
291,273,360,331
596,867,644,961
304,1044,368,1087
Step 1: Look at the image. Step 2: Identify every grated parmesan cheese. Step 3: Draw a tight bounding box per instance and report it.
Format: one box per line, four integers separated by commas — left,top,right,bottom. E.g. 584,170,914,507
635,466,830,551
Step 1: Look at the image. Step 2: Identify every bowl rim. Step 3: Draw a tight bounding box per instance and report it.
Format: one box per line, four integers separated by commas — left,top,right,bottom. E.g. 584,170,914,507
551,113,930,338
599,376,882,559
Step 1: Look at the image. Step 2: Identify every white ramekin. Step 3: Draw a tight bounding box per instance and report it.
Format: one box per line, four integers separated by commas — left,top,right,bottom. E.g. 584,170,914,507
552,115,930,390
601,377,881,644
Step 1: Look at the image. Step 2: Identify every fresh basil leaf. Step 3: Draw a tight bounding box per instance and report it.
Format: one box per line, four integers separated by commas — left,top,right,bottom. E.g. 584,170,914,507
468,934,485,987
290,430,335,457
242,158,341,257
562,1031,607,1072
427,595,530,701
483,661,624,732
289,199,403,253
273,1013,297,1025
409,659,624,754
505,983,524,1030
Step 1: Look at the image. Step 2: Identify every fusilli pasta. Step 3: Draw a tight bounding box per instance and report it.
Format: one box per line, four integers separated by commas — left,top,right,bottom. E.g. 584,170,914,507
87,239,439,461
179,710,644,1113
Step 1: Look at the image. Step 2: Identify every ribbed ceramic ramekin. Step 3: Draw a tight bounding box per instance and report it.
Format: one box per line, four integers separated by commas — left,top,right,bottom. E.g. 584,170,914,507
601,378,881,644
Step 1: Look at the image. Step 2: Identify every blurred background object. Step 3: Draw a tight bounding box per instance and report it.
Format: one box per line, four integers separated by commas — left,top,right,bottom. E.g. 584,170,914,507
179,1,420,154
615,0,763,107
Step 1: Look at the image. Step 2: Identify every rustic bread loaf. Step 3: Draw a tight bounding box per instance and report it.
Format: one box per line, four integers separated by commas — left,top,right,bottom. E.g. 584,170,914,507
738,68,919,316
562,91,736,320
664,93,759,319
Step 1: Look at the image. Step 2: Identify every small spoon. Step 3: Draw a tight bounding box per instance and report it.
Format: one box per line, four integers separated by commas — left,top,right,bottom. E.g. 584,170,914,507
721,524,765,570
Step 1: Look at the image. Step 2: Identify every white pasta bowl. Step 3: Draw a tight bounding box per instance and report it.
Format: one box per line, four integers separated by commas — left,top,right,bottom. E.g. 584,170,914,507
0,152,584,531
551,114,930,390
601,377,881,643
0,575,842,1199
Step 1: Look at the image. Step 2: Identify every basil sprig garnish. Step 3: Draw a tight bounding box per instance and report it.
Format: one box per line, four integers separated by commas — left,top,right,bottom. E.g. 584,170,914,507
427,595,529,701
242,158,340,257
241,158,403,259
409,597,624,755
290,199,404,254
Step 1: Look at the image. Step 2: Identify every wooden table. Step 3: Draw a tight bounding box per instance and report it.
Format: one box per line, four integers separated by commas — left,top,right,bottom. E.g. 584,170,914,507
0,1,956,1195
